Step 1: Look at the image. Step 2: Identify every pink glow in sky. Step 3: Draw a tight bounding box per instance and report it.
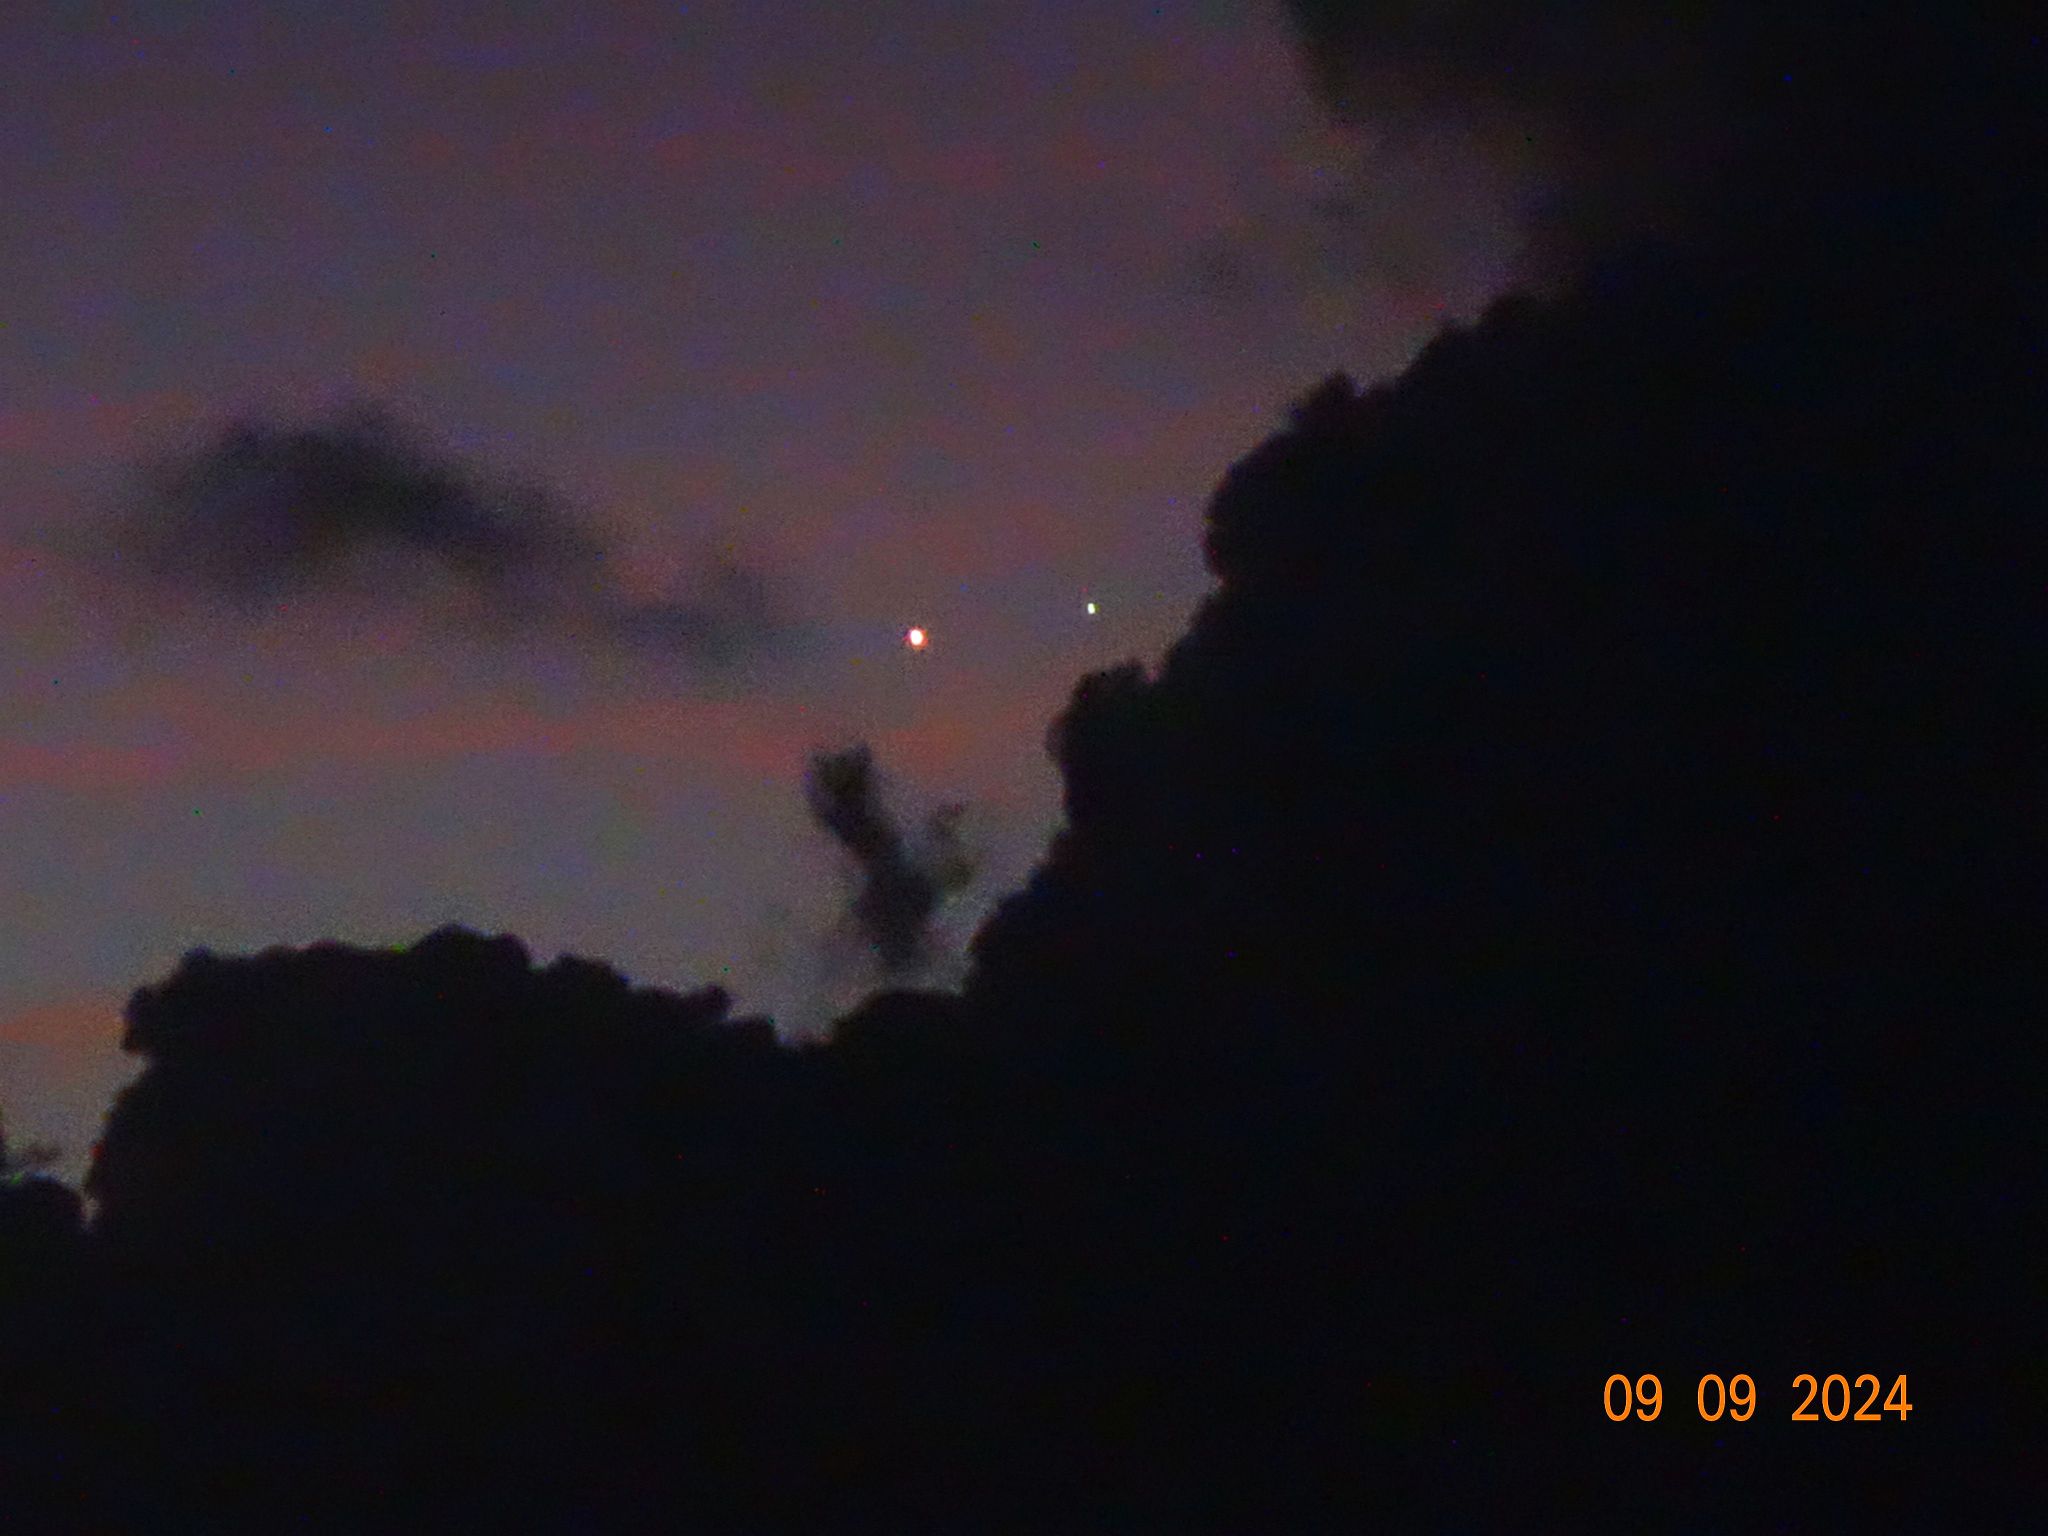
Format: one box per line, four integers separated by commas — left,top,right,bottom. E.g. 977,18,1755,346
0,0,1531,1176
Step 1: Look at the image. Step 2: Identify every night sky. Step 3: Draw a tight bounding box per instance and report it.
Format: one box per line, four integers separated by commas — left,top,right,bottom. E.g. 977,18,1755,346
3,3,2036,1523
1,2,1538,1174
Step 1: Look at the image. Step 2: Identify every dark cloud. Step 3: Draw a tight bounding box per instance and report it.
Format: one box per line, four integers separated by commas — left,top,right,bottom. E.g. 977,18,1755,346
1281,0,1714,126
5,11,2037,1528
1269,1,1641,283
1274,2,2029,276
960,8,2038,1513
583,555,787,668
90,403,793,666
1186,104,1538,325
117,404,601,601
12,155,2039,1524
804,743,975,980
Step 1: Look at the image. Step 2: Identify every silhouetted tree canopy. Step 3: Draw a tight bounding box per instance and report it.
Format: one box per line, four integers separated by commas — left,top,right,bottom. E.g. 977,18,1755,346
804,744,977,980
3,5,2040,1529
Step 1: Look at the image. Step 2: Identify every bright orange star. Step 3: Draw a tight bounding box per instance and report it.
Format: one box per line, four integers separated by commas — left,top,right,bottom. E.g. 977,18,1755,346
904,626,928,650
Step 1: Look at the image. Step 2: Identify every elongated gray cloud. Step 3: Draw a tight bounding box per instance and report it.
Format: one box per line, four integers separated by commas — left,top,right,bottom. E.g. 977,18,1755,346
93,403,792,666
804,744,975,981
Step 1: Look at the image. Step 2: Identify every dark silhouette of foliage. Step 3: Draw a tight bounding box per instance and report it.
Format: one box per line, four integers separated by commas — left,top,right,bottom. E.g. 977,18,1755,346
4,3,2040,1528
806,743,977,979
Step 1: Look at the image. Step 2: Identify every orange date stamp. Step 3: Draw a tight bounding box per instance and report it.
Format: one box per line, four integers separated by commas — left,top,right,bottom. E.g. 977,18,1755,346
1603,1373,1912,1423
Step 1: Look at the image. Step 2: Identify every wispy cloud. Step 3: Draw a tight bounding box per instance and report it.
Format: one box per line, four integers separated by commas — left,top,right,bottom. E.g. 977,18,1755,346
81,402,797,668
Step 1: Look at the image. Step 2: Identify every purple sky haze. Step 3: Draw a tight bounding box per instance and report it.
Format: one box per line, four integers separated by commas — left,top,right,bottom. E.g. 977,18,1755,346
0,0,1537,1178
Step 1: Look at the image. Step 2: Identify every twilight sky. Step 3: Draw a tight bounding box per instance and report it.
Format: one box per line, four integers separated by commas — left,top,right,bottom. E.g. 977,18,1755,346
1,0,1540,1176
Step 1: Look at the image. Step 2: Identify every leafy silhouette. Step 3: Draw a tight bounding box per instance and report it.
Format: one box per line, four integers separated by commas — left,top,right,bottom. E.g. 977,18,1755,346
2,3,2039,1528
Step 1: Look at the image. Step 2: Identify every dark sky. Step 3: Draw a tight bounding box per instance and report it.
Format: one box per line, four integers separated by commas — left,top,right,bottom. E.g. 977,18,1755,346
0,0,1541,1174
